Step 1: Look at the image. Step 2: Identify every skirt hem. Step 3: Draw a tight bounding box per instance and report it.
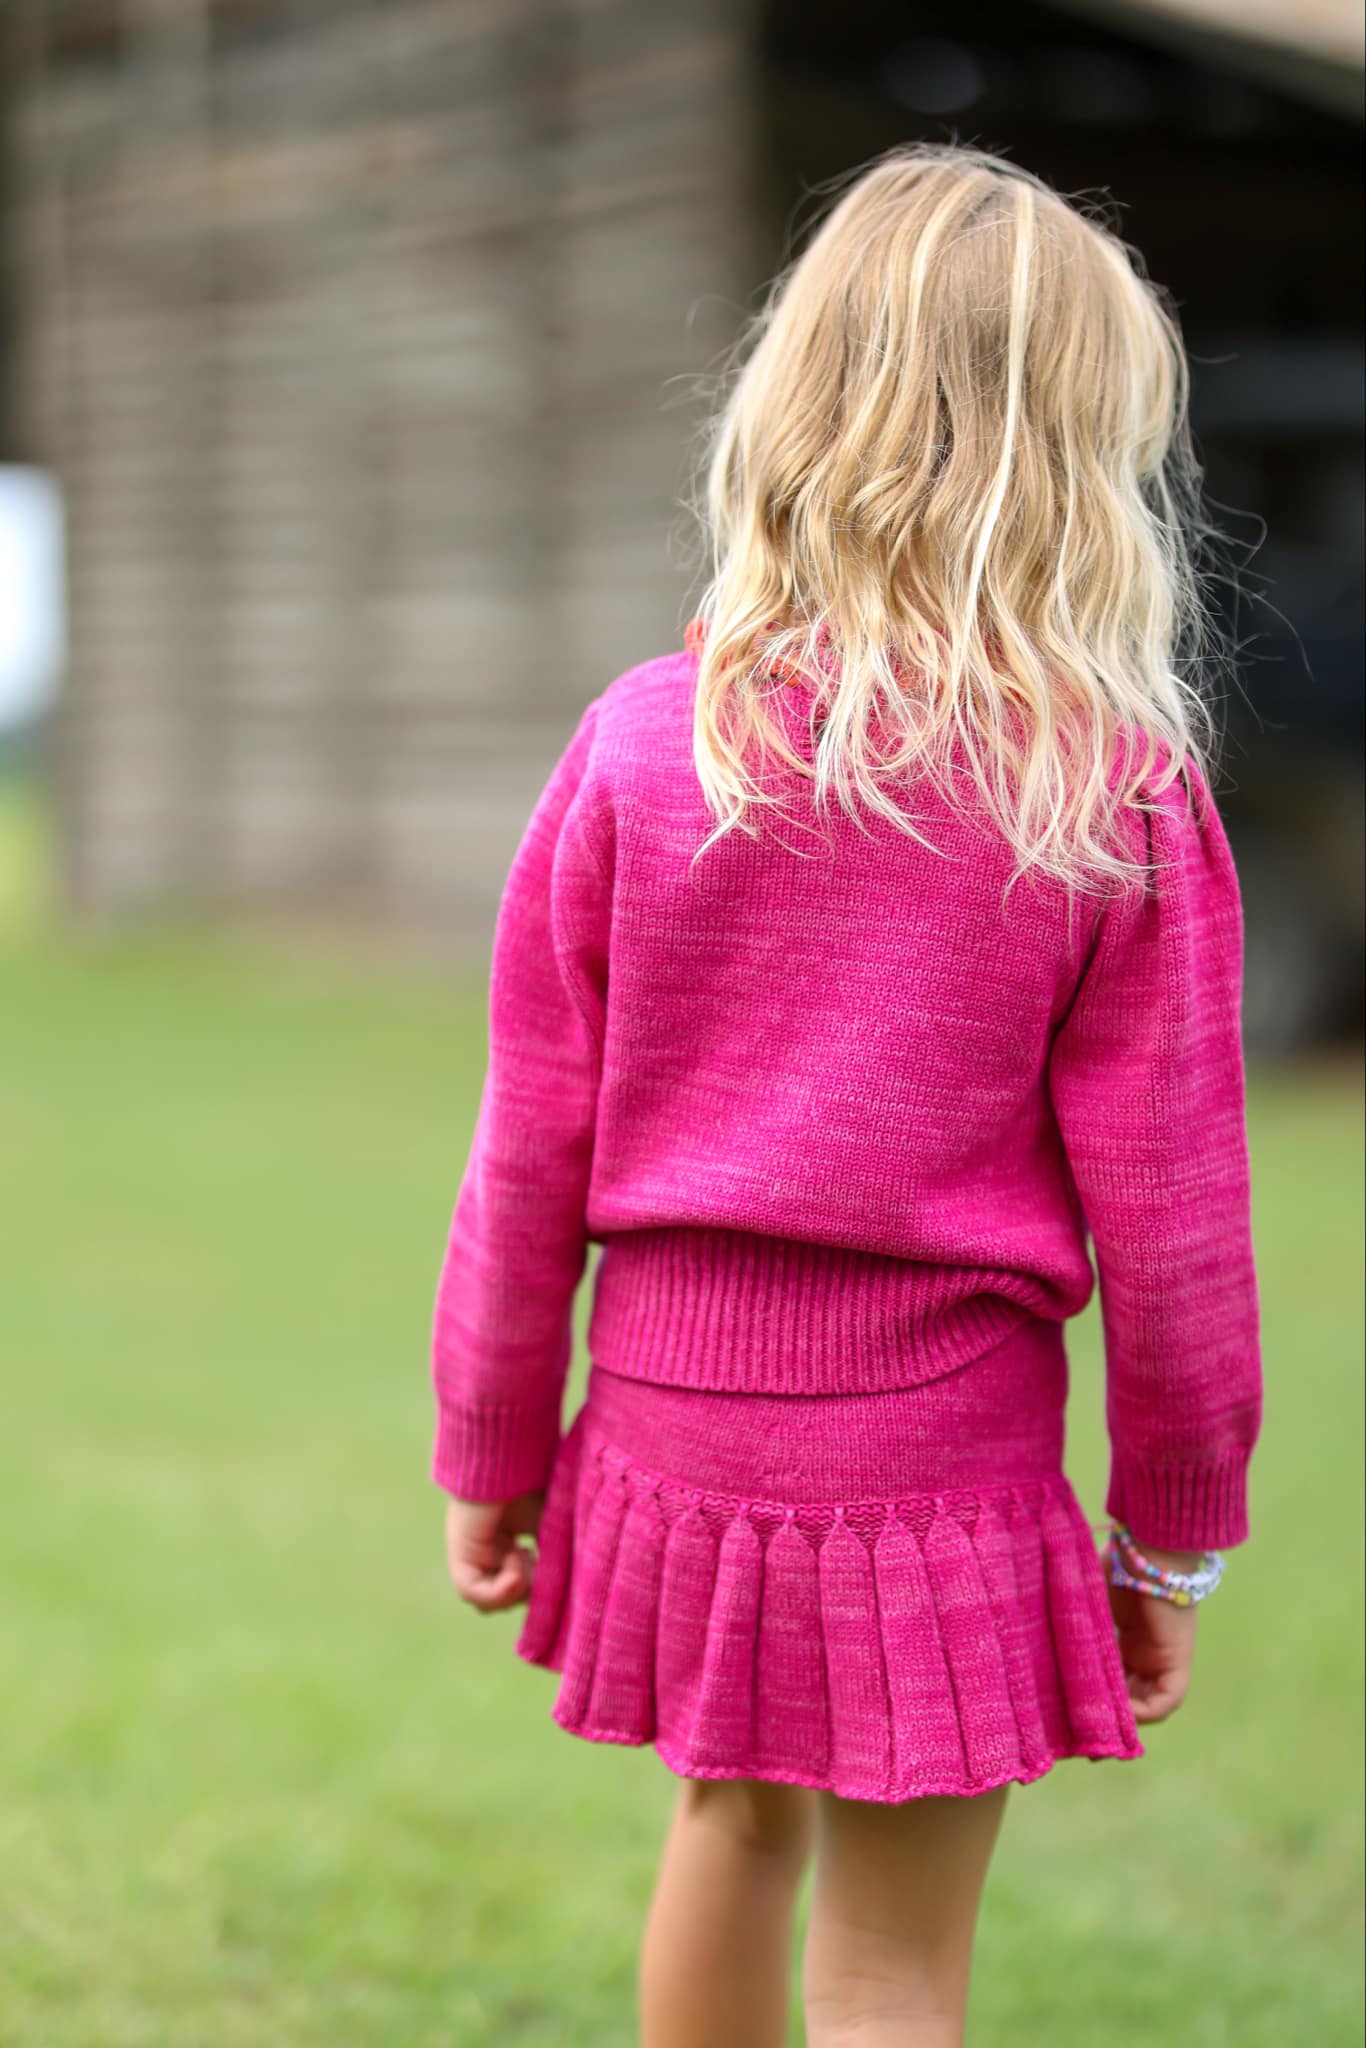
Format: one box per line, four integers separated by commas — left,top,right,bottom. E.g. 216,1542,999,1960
526,1666,1145,1802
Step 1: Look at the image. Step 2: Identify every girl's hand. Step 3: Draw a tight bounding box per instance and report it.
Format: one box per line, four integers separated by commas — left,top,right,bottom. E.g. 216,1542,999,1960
1106,1539,1202,1723
445,1492,543,1614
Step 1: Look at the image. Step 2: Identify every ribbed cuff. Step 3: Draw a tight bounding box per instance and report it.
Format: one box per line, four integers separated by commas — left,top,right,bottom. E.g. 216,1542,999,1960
1104,1445,1253,1551
432,1396,563,1503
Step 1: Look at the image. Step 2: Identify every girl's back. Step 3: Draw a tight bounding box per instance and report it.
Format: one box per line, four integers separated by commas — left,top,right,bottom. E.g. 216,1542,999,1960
447,635,1255,1430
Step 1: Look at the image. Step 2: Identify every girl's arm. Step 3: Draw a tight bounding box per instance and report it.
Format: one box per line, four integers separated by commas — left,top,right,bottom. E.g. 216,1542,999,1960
430,698,612,1503
1047,758,1263,1554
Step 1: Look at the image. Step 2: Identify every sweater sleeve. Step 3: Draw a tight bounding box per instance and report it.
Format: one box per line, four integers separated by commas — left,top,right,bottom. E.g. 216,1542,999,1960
430,699,612,1501
1047,758,1263,1551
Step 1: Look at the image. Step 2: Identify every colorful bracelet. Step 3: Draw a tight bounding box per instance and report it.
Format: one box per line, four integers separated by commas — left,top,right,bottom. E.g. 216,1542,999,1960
1104,1521,1226,1606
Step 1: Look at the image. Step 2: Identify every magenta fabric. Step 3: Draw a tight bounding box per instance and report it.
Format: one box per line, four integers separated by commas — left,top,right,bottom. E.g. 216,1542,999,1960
516,1318,1146,1799
430,645,1262,1561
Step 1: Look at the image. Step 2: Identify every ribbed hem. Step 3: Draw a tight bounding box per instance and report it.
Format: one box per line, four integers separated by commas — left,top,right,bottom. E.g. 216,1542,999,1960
1104,1446,1253,1551
586,1225,1041,1395
432,1397,562,1503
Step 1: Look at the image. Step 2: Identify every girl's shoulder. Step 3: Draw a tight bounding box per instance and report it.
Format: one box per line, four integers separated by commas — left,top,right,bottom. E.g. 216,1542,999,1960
1093,726,1241,949
593,646,696,725
1106,723,1217,822
577,647,700,786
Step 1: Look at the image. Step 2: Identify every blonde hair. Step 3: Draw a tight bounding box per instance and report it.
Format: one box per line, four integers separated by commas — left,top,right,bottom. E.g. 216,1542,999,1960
688,142,1226,897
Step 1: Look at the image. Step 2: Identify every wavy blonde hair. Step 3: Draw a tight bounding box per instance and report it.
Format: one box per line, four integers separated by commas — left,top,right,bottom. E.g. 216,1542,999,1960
688,142,1226,897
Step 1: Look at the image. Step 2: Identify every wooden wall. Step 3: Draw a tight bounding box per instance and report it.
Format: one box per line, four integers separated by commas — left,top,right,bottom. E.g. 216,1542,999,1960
9,0,759,934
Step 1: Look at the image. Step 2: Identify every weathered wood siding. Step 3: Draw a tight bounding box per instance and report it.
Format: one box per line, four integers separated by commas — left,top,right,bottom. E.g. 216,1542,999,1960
10,0,758,934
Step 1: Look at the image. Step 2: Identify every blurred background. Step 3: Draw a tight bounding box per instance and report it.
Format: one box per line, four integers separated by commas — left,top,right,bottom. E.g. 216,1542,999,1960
0,5,1362,2046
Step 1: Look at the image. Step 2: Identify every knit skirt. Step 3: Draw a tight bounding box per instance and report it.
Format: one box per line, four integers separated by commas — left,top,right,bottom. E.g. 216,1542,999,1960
516,1315,1146,1800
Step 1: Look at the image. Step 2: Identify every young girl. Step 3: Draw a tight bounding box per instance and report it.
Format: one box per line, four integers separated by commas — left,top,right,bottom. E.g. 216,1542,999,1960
431,143,1262,2047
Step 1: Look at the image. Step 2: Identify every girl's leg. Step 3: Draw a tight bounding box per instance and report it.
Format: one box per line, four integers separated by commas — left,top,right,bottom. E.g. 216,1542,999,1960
802,1785,1009,2048
639,1774,816,2048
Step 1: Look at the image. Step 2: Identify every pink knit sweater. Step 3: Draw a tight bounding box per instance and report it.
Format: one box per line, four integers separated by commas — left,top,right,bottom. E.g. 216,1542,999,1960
430,647,1262,1551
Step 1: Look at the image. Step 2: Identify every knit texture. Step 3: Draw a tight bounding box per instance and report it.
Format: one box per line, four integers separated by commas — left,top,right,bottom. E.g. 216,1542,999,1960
515,1321,1147,1799
431,643,1263,1551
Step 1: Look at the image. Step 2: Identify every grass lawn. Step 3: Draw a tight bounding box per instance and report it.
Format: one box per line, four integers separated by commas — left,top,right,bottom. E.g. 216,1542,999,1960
0,790,1362,2045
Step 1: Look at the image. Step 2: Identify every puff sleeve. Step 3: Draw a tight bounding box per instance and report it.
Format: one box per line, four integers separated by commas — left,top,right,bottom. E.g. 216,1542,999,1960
430,699,612,1500
1048,759,1263,1550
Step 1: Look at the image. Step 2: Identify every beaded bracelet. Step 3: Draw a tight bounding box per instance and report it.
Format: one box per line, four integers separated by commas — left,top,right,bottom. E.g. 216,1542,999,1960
1105,1521,1226,1606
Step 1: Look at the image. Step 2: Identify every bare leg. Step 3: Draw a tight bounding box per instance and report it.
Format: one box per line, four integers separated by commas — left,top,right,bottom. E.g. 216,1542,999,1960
639,1774,816,2048
802,1785,1009,2048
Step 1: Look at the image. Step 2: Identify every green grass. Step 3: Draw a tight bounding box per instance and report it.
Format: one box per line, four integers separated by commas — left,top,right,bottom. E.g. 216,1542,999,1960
0,797,1361,2045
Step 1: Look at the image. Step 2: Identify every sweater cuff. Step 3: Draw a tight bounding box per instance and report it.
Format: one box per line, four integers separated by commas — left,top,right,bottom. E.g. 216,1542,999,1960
1104,1445,1253,1551
432,1395,564,1502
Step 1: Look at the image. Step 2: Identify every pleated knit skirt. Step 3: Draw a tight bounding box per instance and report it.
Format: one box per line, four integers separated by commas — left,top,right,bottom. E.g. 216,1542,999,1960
516,1315,1146,1800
